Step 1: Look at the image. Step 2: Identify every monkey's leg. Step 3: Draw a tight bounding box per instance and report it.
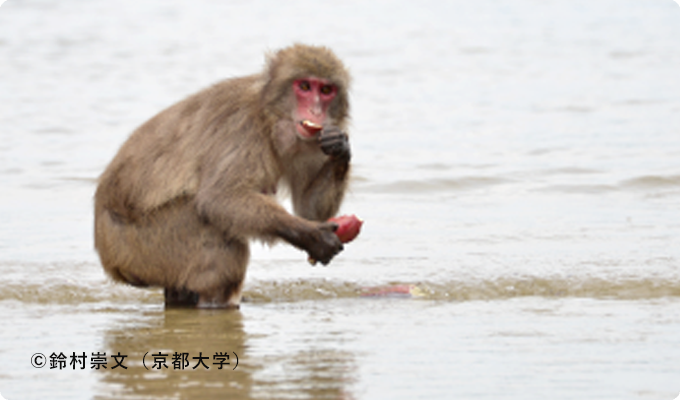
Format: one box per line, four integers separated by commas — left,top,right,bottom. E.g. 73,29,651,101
96,197,249,309
159,234,248,309
187,237,250,309
195,281,245,309
164,288,199,307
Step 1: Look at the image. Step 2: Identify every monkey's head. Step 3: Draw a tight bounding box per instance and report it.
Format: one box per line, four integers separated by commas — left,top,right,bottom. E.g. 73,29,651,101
261,44,351,141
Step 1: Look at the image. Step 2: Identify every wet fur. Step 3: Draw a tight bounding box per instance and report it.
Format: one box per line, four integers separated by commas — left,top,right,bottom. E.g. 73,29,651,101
94,44,351,308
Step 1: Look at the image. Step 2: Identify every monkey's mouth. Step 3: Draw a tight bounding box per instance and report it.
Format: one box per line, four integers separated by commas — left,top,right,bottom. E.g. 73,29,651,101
297,120,323,139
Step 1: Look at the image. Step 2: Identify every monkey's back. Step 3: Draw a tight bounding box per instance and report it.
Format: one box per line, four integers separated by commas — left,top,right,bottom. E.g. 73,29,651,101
95,74,266,221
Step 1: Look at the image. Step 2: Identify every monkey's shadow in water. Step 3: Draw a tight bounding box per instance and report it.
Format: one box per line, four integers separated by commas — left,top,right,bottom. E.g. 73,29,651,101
93,308,253,399
92,306,357,399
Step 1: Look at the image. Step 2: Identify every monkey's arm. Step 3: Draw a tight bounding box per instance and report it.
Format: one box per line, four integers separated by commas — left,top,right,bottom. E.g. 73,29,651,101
195,167,343,265
291,127,351,221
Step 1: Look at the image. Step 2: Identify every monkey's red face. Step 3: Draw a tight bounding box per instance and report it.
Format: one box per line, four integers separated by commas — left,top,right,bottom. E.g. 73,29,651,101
292,77,338,140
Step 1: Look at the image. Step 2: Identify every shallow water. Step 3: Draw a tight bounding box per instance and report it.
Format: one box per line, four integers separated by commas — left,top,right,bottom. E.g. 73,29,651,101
1,0,680,399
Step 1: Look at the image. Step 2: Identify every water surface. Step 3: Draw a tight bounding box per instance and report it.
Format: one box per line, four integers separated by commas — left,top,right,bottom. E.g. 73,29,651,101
1,1,680,399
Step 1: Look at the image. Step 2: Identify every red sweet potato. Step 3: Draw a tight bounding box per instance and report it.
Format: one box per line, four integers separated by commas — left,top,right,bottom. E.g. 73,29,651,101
308,214,363,265
329,214,363,243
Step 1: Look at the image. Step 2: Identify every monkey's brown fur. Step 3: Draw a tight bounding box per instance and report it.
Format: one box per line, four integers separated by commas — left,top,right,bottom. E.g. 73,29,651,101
94,44,351,308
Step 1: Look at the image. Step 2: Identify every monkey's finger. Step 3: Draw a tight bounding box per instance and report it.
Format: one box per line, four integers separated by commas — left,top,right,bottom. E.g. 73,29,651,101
321,144,343,156
319,131,348,141
319,134,348,148
320,126,345,136
319,136,348,148
320,140,349,157
319,221,339,232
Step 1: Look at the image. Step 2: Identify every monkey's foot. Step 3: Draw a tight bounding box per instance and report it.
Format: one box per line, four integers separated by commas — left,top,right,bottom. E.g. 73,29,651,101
195,288,243,309
164,287,199,307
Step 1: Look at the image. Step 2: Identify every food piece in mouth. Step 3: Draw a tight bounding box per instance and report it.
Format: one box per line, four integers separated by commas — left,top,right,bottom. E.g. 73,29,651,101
299,120,323,138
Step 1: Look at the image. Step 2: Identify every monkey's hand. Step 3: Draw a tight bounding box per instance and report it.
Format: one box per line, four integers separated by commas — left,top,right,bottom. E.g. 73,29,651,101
305,222,344,265
319,126,350,162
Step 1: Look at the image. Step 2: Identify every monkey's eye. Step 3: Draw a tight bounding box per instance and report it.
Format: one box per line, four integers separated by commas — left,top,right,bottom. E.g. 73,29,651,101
320,85,335,95
298,80,311,91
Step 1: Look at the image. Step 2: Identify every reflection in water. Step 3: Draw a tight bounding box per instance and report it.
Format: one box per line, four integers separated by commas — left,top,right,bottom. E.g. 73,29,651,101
94,307,356,400
95,309,253,399
250,346,356,400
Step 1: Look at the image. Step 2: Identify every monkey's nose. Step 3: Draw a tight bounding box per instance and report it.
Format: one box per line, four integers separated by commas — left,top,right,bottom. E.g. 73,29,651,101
310,96,323,115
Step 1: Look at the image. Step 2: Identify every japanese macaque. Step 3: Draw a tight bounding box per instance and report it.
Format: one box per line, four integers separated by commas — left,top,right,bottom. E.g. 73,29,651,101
94,44,352,308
